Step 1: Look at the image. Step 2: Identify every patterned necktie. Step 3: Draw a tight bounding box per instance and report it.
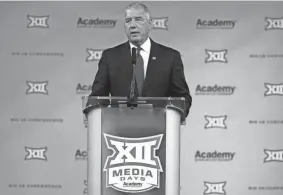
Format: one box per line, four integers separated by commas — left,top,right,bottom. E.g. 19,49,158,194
135,47,144,96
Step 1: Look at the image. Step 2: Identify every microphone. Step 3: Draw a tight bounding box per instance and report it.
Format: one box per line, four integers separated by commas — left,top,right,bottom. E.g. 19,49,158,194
127,47,139,107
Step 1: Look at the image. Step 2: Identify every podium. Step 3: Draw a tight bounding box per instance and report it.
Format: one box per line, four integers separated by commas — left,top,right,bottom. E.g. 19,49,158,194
82,96,186,195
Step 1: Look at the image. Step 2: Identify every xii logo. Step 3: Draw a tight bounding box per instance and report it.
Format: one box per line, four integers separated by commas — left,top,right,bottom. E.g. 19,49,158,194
204,181,226,195
86,49,103,62
152,17,168,30
103,133,163,193
264,149,283,163
265,17,283,30
205,115,227,129
205,49,228,63
83,180,87,194
26,81,48,95
27,15,49,28
264,83,283,96
25,146,47,161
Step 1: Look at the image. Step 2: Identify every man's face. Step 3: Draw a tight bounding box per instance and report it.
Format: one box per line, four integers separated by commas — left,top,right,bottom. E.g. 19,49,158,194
124,7,152,46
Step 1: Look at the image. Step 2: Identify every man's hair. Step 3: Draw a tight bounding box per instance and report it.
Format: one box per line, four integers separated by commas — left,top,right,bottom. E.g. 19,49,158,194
125,2,151,20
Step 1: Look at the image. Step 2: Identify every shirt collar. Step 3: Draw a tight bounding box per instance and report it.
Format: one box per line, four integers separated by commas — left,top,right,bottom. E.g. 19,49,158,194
129,37,151,53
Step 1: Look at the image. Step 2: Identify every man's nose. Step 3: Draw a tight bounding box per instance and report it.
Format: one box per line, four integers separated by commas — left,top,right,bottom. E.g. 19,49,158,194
129,20,137,28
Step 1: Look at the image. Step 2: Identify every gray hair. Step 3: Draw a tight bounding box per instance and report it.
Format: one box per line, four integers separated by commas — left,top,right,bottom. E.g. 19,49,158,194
125,2,151,20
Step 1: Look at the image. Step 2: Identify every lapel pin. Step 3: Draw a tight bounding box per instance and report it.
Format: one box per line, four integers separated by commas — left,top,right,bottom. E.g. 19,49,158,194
152,56,156,60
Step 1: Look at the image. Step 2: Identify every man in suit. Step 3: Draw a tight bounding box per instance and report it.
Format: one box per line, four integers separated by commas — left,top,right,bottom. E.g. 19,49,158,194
89,2,192,117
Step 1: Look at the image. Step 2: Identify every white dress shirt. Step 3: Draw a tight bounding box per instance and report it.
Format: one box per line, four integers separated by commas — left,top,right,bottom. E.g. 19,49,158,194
129,37,151,79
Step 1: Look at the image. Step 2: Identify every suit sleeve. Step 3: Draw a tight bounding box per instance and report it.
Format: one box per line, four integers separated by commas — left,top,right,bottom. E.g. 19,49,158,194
86,50,110,107
169,51,192,117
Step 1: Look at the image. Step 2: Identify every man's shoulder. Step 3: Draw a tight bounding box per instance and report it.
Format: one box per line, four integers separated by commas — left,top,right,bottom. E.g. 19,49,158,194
102,41,128,55
153,40,180,55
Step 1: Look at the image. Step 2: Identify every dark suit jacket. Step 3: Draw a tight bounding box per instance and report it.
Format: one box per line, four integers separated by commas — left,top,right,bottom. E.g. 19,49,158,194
89,38,192,117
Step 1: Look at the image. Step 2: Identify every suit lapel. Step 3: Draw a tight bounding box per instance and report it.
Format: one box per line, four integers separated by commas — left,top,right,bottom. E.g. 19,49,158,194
142,39,160,95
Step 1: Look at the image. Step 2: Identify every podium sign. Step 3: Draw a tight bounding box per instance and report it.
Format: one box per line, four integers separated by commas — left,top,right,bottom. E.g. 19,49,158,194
83,97,185,195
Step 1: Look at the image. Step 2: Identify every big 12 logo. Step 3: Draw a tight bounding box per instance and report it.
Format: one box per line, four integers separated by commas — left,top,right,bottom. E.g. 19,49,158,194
103,133,163,193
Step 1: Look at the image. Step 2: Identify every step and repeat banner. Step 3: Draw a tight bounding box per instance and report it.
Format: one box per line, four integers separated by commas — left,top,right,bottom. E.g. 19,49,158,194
0,1,283,195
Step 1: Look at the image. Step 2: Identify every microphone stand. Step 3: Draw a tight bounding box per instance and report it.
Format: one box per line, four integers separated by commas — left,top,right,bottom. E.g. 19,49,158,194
127,47,139,108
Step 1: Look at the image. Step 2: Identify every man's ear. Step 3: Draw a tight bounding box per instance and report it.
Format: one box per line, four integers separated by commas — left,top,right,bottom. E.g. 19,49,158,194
148,18,153,29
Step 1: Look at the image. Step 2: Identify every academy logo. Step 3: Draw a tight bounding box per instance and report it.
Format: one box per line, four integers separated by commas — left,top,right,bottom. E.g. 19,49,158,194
195,85,236,95
152,17,168,30
75,149,87,160
77,17,117,28
86,49,103,62
103,133,163,193
26,81,48,95
27,15,49,28
76,83,92,94
264,83,283,96
264,149,283,163
205,115,227,129
197,19,236,29
204,181,226,195
25,146,47,161
265,17,283,30
195,151,235,161
205,49,228,63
